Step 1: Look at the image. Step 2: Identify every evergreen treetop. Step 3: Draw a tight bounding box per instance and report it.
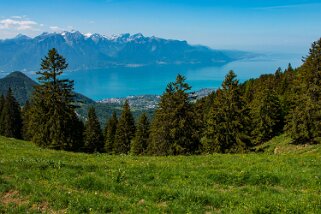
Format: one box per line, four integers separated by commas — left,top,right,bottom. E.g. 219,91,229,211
83,106,104,153
131,113,150,155
104,112,118,154
148,74,199,155
28,48,81,150
114,100,136,154
203,71,251,153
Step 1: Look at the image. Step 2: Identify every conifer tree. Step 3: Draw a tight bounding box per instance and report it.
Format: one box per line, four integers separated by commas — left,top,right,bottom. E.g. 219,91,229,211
202,71,251,153
70,113,85,152
286,38,321,143
21,100,32,140
193,92,216,135
251,89,284,144
130,113,150,155
104,112,118,154
0,88,22,139
28,48,80,150
114,101,135,154
148,74,199,155
83,106,104,153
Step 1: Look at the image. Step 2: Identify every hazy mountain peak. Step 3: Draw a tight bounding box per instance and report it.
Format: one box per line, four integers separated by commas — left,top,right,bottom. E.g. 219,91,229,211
131,33,144,39
63,31,84,39
84,33,93,38
14,34,31,40
7,71,30,78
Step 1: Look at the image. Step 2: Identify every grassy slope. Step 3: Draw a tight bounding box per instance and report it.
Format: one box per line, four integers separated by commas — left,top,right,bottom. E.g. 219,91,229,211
0,136,321,213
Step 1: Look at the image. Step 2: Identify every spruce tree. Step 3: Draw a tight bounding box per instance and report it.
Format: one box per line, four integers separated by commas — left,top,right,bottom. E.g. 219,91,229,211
83,106,104,153
148,74,199,155
114,101,135,154
286,38,321,144
28,48,80,150
104,112,118,154
202,71,251,153
0,88,22,139
130,113,150,155
251,89,284,144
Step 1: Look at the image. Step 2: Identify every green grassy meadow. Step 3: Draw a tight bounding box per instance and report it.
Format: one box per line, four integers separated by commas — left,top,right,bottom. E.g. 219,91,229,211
0,136,321,213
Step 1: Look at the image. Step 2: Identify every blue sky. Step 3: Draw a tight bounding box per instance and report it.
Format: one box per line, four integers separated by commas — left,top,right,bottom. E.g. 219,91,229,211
0,0,321,53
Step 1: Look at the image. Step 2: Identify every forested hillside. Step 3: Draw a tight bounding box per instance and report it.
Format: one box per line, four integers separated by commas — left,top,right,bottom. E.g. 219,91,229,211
1,38,321,155
0,71,94,105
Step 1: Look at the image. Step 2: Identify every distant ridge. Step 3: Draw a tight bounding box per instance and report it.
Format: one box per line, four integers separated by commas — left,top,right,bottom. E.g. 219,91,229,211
0,31,253,72
0,71,95,105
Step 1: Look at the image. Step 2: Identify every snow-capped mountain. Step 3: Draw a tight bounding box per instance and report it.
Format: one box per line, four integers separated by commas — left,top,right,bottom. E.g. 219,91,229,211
0,31,251,72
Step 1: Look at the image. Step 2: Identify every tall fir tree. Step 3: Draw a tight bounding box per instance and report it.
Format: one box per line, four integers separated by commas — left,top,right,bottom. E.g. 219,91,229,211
251,89,284,144
83,106,104,153
0,88,22,139
104,112,118,154
28,48,81,150
114,100,136,154
286,38,321,143
202,71,251,153
130,113,150,155
148,74,199,155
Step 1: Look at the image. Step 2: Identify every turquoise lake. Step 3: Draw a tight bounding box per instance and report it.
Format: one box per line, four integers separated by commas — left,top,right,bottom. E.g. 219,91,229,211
59,53,303,101
6,53,300,101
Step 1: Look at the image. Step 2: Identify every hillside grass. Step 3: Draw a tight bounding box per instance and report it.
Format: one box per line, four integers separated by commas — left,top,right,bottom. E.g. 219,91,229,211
0,136,321,213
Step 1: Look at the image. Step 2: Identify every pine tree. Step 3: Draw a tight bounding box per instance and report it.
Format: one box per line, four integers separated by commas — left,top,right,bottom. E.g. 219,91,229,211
130,113,150,155
0,88,22,139
251,89,284,144
114,101,135,154
28,48,81,150
148,74,199,155
104,112,118,154
202,71,251,153
286,38,321,144
83,106,104,153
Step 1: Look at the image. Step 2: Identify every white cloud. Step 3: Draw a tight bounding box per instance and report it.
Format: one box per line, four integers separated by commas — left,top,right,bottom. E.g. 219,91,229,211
49,26,64,31
11,16,23,19
0,18,38,30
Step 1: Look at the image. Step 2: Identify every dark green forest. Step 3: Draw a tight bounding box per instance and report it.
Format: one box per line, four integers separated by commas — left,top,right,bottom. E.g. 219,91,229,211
1,38,321,155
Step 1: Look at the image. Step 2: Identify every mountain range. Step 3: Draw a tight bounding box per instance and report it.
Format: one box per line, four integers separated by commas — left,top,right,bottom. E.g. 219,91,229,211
0,31,253,72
